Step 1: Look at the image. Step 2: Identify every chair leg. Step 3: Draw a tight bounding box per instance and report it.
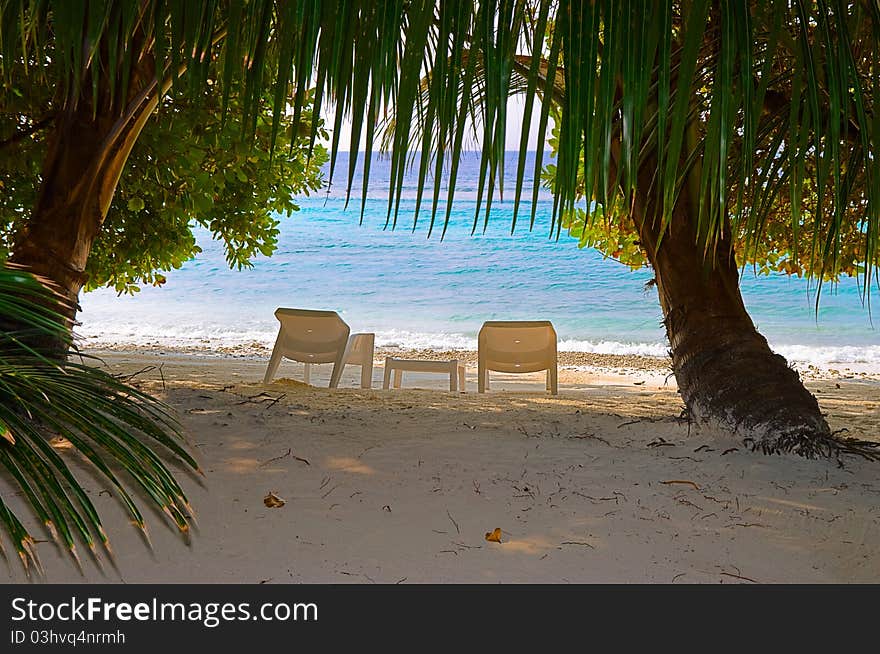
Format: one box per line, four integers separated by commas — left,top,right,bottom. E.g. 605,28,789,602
263,337,284,384
360,359,373,389
548,364,558,395
329,358,345,389
449,361,457,392
383,359,392,390
303,362,311,385
393,369,402,389
458,366,466,392
478,361,487,393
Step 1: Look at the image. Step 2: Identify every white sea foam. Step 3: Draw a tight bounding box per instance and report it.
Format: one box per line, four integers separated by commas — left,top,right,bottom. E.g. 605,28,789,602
773,344,880,366
557,339,670,357
76,318,880,370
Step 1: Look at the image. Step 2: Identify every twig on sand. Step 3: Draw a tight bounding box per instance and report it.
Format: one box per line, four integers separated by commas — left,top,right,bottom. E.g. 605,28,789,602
322,484,340,499
730,522,767,528
115,365,157,383
235,392,286,409
617,420,641,428
720,572,760,584
446,510,461,535
263,394,286,410
452,541,481,550
257,448,309,467
259,448,291,467
236,392,271,404
395,577,407,584
572,492,618,504
661,480,701,491
560,541,595,549
567,433,612,446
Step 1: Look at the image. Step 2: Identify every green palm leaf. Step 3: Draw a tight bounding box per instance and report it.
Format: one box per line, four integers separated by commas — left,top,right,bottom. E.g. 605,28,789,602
0,265,197,573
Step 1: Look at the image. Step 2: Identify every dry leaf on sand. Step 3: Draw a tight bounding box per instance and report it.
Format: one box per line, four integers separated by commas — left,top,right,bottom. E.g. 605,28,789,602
263,492,286,508
485,527,502,543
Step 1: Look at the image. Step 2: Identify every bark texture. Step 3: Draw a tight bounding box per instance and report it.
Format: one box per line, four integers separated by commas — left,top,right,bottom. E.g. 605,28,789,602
7,51,158,356
619,141,851,456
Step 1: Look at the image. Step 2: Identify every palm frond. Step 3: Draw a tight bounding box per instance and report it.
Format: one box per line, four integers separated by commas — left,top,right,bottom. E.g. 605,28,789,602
0,265,196,573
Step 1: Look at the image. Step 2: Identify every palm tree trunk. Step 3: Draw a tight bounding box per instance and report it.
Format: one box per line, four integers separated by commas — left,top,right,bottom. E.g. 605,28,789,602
628,176,834,455
7,55,158,358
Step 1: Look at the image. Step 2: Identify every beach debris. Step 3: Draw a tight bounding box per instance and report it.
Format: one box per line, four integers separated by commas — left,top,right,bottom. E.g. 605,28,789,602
660,480,701,491
259,448,290,466
236,392,285,409
446,510,461,535
721,448,738,456
485,527,503,543
382,505,392,512
258,448,311,467
263,492,286,508
719,571,759,584
647,437,675,447
560,540,595,549
633,381,645,385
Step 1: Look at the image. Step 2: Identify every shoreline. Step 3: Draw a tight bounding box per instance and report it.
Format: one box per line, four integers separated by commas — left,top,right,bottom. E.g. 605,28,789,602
79,341,880,382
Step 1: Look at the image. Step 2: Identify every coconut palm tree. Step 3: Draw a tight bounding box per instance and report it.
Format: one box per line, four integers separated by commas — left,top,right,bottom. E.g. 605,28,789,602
0,264,197,570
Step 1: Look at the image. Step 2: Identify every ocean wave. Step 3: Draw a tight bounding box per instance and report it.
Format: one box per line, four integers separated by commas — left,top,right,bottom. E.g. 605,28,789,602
557,339,670,357
773,344,880,366
76,320,880,368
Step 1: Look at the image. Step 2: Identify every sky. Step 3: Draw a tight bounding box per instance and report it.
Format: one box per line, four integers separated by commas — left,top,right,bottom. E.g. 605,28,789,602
318,95,550,153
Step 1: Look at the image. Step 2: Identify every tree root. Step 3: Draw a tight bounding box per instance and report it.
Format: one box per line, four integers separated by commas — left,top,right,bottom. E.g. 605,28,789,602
746,430,880,464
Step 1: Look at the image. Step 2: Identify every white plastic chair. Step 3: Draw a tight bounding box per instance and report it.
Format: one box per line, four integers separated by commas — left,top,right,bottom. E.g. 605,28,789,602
477,321,558,394
263,308,374,388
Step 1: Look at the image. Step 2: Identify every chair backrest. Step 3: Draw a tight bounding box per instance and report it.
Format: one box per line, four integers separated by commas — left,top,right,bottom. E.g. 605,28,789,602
274,308,351,364
478,321,557,373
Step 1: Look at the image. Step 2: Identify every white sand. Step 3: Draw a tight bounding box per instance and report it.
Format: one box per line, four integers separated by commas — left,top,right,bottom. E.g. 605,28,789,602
2,351,879,583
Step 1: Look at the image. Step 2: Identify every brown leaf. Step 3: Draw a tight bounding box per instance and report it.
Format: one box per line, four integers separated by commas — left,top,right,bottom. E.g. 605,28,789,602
484,527,502,543
263,492,286,508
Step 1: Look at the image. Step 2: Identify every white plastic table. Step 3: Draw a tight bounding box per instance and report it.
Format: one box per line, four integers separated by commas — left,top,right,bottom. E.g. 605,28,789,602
382,357,467,391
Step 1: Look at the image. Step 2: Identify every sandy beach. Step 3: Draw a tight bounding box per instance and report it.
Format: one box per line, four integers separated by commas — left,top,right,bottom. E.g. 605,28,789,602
2,348,878,584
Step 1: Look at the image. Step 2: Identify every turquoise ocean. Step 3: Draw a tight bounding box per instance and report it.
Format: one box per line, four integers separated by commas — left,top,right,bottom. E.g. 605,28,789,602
79,152,879,367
